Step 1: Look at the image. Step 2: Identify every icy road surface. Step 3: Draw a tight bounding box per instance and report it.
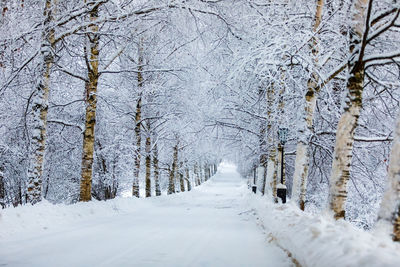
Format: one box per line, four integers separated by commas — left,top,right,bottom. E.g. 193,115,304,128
0,163,293,267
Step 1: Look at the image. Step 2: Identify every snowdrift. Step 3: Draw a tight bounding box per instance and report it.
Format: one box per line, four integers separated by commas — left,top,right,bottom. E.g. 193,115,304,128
0,187,204,241
0,196,162,240
1,180,400,267
247,192,400,267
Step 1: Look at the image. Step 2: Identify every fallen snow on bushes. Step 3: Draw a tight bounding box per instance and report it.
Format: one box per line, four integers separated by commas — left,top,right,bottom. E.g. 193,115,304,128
247,193,400,267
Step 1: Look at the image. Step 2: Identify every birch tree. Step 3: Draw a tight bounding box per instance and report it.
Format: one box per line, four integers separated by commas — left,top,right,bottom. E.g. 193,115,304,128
168,142,178,195
185,167,191,191
79,1,100,202
0,165,5,208
145,120,152,198
258,85,268,195
153,140,161,196
378,111,400,241
329,0,400,219
265,85,277,199
329,0,369,219
291,0,324,211
132,41,144,198
179,162,185,192
26,0,56,205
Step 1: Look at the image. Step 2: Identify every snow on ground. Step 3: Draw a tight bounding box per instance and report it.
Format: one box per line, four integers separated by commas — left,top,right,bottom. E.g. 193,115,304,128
3,162,399,267
0,162,293,267
248,193,400,267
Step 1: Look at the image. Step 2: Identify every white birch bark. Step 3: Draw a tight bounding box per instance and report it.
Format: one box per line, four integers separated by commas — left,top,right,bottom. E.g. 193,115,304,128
168,143,178,194
194,163,199,186
378,111,400,241
145,126,151,198
265,156,275,198
328,0,368,219
79,2,100,202
132,42,144,198
153,142,161,196
265,84,276,199
27,0,55,205
0,166,5,208
292,0,324,210
185,168,191,191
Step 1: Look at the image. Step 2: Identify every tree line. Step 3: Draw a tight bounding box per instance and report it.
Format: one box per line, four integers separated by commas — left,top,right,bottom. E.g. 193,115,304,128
0,0,223,208
1,0,400,242
225,0,400,241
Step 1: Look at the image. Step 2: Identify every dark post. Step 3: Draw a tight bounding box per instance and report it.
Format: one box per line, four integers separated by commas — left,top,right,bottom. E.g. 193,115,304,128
252,167,257,193
277,128,288,203
281,144,284,184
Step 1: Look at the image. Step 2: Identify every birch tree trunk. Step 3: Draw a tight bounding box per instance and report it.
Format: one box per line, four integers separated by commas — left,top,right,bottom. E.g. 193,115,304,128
168,144,178,194
265,85,276,199
204,164,209,181
0,166,5,208
259,87,268,195
328,0,368,219
378,111,400,241
194,163,199,186
202,164,206,182
179,162,185,192
27,0,55,205
153,142,161,196
271,153,278,202
185,168,191,191
79,2,100,202
292,0,324,211
198,162,203,184
132,44,144,198
145,127,151,198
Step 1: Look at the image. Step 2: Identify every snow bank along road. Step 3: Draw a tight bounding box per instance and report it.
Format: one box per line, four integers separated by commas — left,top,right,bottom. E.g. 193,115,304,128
0,163,294,267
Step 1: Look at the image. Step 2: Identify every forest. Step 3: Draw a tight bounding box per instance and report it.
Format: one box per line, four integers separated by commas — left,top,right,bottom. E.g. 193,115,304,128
1,0,400,249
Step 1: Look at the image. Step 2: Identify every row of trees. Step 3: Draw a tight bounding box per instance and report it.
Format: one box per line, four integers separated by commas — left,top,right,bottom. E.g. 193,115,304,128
0,0,225,207
1,0,400,241
231,0,400,241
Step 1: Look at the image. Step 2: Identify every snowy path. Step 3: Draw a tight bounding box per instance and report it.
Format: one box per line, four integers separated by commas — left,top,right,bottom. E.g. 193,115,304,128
0,163,293,267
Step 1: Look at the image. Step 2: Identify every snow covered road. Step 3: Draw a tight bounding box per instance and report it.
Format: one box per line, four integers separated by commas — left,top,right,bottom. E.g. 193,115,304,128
0,163,293,267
